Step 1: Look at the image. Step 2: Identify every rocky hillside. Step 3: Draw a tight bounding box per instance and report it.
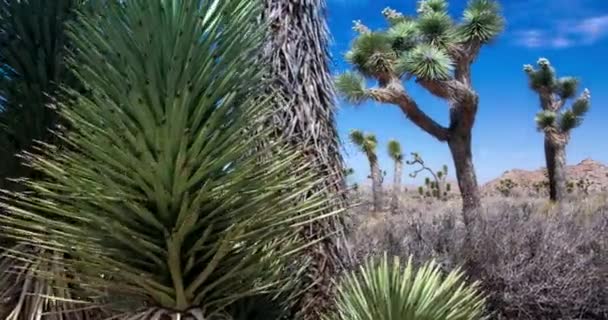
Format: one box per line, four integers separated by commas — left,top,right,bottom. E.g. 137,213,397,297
482,158,608,196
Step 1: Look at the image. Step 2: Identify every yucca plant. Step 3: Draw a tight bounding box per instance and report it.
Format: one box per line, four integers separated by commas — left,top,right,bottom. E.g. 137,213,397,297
387,140,403,213
335,0,505,222
327,254,487,320
0,0,86,188
0,1,336,319
349,130,382,212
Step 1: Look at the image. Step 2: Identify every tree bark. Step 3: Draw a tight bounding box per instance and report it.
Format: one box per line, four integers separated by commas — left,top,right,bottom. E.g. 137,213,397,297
544,137,567,202
369,155,383,212
391,160,402,213
448,130,481,225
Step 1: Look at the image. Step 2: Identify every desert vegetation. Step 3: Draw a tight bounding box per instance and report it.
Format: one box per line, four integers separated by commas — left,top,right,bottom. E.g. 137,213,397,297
0,0,605,320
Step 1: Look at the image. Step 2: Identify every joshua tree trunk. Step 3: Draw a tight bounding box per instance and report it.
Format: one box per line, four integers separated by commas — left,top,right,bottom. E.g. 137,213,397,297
262,0,347,318
544,137,567,202
369,155,383,212
391,160,402,212
448,129,481,225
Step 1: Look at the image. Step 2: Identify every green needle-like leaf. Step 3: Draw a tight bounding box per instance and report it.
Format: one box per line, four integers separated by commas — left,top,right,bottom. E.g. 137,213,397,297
397,44,453,80
335,72,368,105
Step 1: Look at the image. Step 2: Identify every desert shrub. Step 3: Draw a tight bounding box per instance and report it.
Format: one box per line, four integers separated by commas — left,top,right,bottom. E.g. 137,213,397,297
345,196,608,319
326,254,487,320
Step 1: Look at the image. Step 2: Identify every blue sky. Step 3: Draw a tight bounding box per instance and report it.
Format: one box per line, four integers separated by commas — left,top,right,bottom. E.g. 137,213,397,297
327,0,608,185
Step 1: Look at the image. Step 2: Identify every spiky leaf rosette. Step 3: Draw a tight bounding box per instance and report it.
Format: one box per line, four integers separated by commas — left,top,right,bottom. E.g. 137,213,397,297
324,254,487,320
349,130,377,155
335,72,367,104
397,44,453,80
458,0,505,43
0,1,335,318
387,140,403,161
535,110,557,131
346,32,396,77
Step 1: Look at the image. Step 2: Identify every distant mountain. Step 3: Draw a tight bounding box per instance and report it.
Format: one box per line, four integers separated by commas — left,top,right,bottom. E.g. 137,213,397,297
482,158,608,196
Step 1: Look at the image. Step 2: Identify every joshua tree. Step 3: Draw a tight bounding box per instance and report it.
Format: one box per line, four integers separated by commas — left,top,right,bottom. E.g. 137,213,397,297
388,140,404,212
0,1,336,319
335,0,504,223
350,130,382,212
408,152,450,201
524,58,591,203
262,1,348,317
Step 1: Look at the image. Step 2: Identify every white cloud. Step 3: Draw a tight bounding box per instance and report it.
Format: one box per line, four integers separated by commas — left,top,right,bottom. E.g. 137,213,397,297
513,15,608,49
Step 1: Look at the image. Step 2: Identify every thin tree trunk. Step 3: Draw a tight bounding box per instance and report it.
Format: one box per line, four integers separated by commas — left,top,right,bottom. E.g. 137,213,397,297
544,137,567,202
391,160,402,213
448,130,481,225
369,155,383,212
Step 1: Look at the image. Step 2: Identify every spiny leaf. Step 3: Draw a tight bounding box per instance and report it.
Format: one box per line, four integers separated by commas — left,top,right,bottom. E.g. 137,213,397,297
535,110,557,130
346,32,396,77
458,0,504,43
335,72,368,105
397,44,453,80
326,254,487,320
555,77,579,100
387,139,403,161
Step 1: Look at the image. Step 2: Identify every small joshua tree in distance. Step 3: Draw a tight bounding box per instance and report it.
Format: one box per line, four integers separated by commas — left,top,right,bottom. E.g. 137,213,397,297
388,140,404,213
335,0,505,224
408,153,449,201
524,58,591,203
350,130,383,212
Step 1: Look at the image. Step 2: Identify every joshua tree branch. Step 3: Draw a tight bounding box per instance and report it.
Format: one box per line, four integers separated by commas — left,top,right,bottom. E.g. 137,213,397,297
368,77,450,141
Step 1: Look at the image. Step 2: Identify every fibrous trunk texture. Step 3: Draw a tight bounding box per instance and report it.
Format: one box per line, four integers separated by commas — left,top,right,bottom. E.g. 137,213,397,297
391,160,402,213
262,0,347,318
544,137,567,203
448,130,481,225
369,155,383,213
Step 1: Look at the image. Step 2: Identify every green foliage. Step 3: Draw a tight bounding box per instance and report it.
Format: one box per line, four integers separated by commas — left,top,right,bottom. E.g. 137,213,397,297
346,32,396,77
0,0,336,318
0,0,85,186
417,11,454,48
349,130,377,155
337,0,504,86
397,44,453,80
325,254,487,320
556,77,579,100
387,139,403,161
535,110,557,130
458,0,505,43
335,72,368,104
525,59,591,134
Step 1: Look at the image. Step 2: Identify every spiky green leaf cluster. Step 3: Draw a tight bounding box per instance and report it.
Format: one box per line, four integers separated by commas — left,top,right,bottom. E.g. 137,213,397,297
325,254,487,320
387,139,403,161
525,58,557,91
525,59,591,133
535,110,557,130
556,77,579,99
335,72,368,104
458,0,505,43
417,11,455,48
336,0,503,94
346,32,396,77
0,0,335,317
349,130,377,155
397,44,453,80
387,20,419,52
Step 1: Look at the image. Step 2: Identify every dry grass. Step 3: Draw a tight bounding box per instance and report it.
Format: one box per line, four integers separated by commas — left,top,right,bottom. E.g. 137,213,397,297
343,191,608,320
